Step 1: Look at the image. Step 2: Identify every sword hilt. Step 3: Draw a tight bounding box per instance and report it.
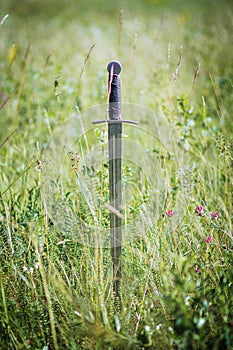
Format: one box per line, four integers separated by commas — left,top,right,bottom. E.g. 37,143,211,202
92,61,138,126
107,60,122,121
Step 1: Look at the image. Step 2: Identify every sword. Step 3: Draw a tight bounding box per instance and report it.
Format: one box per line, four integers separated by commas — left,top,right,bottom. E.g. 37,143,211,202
107,60,123,299
93,60,137,303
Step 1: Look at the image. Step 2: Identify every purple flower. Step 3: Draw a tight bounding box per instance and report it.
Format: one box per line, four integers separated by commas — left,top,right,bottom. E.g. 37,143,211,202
163,210,176,217
195,266,201,274
195,205,204,216
210,211,219,220
206,236,213,243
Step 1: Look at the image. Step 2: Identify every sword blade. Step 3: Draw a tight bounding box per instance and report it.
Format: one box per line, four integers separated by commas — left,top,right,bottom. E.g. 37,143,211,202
109,123,122,296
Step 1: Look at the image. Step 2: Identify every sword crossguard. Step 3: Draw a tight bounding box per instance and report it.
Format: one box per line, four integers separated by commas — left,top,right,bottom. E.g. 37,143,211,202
92,119,138,125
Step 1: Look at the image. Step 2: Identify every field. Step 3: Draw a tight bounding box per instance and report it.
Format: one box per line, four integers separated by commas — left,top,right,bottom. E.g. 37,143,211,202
0,0,232,349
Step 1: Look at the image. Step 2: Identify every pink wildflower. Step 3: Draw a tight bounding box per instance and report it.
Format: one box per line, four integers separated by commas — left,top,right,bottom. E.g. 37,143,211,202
206,236,213,243
195,266,201,274
195,205,204,216
163,210,176,217
210,211,219,220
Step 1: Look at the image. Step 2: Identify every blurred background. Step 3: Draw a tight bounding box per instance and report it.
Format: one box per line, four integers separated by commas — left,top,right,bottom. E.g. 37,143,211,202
0,0,232,130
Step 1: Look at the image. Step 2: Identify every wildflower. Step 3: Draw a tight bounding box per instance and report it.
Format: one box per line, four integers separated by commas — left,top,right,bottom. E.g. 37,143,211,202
210,211,219,220
0,92,6,100
156,323,162,331
163,210,176,217
195,205,204,216
185,296,191,306
206,236,213,243
195,266,201,274
23,266,28,272
197,317,206,329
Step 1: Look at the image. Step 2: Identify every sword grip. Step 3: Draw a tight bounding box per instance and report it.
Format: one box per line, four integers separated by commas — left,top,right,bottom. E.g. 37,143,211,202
107,61,122,120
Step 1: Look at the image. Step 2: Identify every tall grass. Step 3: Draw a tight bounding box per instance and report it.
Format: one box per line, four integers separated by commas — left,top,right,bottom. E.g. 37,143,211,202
0,0,232,349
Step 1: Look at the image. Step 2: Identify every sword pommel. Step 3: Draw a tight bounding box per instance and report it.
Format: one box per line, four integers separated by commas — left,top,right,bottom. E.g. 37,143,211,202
107,60,122,75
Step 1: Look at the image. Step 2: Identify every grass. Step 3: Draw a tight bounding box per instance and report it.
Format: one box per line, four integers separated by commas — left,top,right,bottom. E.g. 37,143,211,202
0,0,233,349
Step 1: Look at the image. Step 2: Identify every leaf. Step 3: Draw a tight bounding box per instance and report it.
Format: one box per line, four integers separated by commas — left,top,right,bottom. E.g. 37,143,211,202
0,14,9,26
0,129,16,148
8,44,18,65
114,315,121,332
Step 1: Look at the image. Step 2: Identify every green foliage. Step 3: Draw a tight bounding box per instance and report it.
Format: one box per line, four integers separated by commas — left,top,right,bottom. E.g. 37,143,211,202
0,0,232,349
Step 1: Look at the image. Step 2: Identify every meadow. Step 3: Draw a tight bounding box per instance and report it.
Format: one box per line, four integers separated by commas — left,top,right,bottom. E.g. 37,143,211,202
0,0,232,349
